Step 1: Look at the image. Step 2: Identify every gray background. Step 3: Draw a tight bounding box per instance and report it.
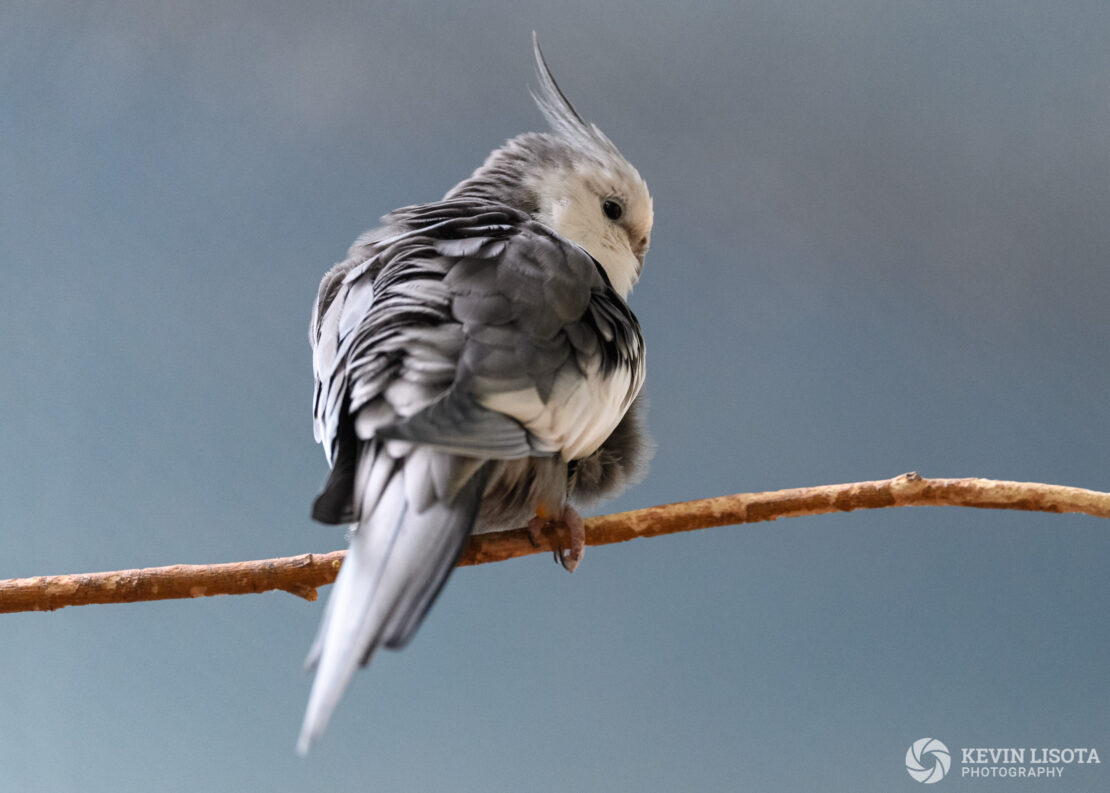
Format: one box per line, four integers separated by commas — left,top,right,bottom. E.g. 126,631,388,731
2,1,1108,790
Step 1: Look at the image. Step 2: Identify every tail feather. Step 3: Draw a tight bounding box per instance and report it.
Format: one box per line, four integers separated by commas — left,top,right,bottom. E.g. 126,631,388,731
380,488,482,650
298,449,488,754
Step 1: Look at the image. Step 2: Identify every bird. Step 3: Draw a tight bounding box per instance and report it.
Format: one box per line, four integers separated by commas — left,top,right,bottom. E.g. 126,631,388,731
299,33,654,753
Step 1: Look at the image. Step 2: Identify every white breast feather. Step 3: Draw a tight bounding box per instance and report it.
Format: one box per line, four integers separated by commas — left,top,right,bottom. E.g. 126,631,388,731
479,361,636,461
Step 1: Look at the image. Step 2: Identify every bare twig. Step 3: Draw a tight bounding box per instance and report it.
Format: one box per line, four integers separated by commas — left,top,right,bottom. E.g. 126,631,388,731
2,473,1107,614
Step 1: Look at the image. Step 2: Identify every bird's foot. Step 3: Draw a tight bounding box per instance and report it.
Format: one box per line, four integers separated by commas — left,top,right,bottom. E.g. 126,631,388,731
526,515,546,548
555,505,586,573
527,505,586,572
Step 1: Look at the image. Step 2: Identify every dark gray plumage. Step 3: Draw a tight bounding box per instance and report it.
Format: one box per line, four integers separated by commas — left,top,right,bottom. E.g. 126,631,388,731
299,35,654,753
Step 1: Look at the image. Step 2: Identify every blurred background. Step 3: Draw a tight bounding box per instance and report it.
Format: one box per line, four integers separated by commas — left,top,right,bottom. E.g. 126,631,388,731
1,1,1108,790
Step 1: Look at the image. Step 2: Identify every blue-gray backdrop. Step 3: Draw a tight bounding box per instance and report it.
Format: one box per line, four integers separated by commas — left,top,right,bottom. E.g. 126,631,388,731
2,2,1108,790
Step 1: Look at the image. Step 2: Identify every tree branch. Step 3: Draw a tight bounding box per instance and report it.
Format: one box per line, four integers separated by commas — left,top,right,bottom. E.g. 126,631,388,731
3,473,1107,614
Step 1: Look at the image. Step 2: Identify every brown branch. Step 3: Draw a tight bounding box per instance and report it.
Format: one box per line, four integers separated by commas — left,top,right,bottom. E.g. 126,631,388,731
3,473,1108,614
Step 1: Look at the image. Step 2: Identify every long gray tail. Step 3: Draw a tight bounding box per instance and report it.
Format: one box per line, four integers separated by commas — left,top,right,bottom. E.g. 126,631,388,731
297,445,488,754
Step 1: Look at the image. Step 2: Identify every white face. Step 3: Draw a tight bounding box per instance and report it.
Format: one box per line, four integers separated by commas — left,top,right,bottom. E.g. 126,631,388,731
529,161,653,298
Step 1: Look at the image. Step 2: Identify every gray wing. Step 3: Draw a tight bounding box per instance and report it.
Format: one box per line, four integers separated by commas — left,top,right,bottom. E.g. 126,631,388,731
377,201,645,464
310,197,645,523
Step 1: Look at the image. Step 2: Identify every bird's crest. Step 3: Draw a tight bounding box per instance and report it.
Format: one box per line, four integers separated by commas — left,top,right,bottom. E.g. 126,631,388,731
530,32,623,164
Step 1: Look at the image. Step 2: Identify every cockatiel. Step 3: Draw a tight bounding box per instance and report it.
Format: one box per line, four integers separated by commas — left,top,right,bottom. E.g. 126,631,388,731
299,35,653,753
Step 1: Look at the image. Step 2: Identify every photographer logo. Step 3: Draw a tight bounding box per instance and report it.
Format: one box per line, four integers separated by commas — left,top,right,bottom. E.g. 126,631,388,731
906,738,951,784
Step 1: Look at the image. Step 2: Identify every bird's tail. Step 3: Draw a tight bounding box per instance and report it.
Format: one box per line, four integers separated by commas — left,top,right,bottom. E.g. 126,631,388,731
297,445,488,754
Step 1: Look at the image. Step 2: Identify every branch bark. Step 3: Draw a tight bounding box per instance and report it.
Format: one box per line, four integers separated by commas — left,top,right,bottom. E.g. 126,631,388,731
3,473,1107,614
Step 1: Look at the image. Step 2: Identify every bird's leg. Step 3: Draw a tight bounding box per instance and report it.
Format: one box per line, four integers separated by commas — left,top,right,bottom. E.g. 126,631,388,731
527,501,557,549
526,515,546,548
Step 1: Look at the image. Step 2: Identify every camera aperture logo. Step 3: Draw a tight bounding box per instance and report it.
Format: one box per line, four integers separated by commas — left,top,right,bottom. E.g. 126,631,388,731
907,738,951,783
905,738,1101,783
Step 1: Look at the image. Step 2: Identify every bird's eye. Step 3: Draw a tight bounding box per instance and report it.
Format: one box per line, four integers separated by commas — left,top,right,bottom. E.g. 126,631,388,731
602,199,623,221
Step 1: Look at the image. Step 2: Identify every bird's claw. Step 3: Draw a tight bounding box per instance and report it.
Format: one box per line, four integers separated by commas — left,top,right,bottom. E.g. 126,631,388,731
557,545,582,573
556,505,585,573
527,505,586,572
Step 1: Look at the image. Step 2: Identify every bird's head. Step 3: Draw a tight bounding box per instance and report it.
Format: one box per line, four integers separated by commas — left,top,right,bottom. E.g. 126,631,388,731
447,35,653,298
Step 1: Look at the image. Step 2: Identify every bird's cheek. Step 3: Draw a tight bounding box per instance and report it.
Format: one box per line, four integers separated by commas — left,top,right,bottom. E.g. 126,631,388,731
602,227,624,251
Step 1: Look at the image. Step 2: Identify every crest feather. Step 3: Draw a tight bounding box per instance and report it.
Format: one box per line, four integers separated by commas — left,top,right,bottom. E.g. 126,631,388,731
531,32,622,161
